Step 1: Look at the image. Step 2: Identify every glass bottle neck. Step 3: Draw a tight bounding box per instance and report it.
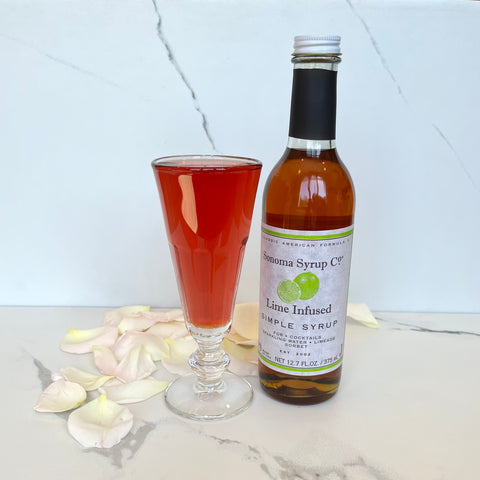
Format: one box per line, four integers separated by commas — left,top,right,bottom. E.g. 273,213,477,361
288,55,341,144
287,137,336,155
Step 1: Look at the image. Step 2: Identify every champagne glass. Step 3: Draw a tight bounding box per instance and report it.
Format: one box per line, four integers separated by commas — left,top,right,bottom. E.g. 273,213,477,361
152,155,262,420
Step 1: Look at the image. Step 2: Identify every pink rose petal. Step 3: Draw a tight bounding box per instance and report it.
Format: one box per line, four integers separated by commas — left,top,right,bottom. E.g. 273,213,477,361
93,345,119,376
99,377,169,404
114,331,169,362
146,321,189,340
103,305,150,327
34,379,86,413
115,345,157,383
60,326,118,354
67,394,133,448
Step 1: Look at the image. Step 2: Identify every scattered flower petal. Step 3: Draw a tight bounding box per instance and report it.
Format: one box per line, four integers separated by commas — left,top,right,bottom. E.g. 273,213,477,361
163,309,184,322
103,305,150,327
116,345,157,383
34,379,86,413
114,331,169,362
223,338,258,363
226,331,258,346
51,372,63,382
347,302,379,328
93,345,119,376
161,336,197,375
99,377,169,404
146,321,189,340
37,302,379,450
150,309,184,322
60,326,118,354
230,303,259,342
118,309,184,334
118,311,163,334
67,394,133,448
57,367,114,391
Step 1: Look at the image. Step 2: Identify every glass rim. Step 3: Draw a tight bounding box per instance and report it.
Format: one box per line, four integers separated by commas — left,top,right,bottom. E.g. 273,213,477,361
151,154,262,169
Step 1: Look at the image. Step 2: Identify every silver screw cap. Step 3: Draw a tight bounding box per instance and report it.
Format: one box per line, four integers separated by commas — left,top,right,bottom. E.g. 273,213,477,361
293,35,341,55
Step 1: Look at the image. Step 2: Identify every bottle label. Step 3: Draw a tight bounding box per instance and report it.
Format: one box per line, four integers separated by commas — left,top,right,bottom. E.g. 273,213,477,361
259,224,353,376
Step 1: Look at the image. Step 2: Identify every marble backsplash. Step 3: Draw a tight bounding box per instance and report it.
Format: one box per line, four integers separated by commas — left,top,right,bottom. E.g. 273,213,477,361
0,0,479,312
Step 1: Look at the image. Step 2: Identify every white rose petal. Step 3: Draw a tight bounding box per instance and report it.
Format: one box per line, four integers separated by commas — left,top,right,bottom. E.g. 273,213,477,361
104,305,150,327
114,331,169,362
118,311,161,334
99,377,169,404
347,302,379,328
230,303,259,342
146,321,189,340
93,345,119,376
226,331,258,346
34,379,87,413
117,309,184,333
60,326,118,354
158,309,184,322
57,367,114,391
223,338,258,363
67,394,133,448
161,337,197,376
115,345,157,383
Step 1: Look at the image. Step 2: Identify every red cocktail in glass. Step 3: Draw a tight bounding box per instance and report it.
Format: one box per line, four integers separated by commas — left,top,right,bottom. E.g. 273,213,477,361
152,155,261,420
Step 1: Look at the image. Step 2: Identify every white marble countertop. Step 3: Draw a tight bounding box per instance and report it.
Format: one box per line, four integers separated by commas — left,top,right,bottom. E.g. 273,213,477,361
1,307,478,480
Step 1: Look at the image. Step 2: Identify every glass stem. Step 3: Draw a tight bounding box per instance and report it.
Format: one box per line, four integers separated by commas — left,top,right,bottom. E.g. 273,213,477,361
188,325,230,393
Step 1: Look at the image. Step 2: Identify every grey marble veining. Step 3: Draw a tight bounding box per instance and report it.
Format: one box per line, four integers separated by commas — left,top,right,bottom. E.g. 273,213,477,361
32,356,53,391
345,0,406,102
205,432,393,480
31,353,162,467
0,1,478,312
2,308,477,479
0,32,122,89
269,455,392,480
87,420,158,468
382,320,480,337
374,312,480,336
151,0,216,151
431,123,478,191
344,0,477,192
29,335,395,477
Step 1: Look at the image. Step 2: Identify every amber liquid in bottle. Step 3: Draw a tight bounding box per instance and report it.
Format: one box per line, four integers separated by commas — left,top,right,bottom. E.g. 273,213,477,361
259,45,355,405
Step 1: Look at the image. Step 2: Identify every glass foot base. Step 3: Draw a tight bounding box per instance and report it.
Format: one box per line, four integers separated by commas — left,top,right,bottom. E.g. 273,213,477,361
164,372,253,421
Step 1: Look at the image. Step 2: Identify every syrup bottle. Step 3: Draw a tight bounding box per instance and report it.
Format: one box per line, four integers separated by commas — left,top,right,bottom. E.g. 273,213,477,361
258,35,355,404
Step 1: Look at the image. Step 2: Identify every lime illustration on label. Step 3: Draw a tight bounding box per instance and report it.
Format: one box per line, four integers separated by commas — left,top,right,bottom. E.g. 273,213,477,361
277,280,301,303
294,272,320,300
277,272,319,304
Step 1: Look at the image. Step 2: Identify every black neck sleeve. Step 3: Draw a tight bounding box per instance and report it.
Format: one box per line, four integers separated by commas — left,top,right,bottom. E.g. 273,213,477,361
288,68,337,141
